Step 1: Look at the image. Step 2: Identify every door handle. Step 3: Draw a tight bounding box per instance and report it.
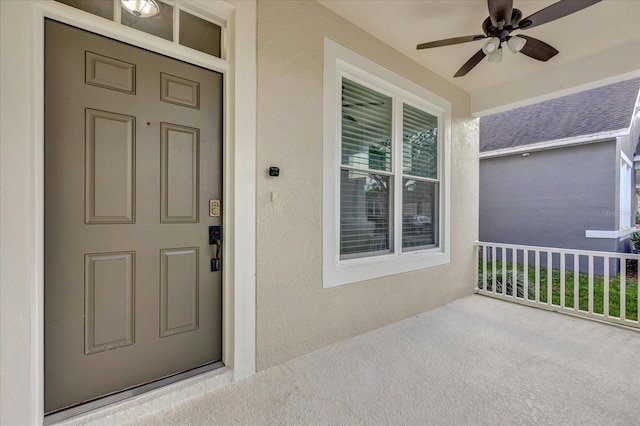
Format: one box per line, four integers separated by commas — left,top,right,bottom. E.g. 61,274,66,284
209,226,221,272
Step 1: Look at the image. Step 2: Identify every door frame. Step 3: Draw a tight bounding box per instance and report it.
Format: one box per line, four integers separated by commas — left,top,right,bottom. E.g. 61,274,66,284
0,1,256,424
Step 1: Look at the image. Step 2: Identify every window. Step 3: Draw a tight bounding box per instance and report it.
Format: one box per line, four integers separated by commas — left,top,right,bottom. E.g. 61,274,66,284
402,104,439,250
121,0,174,41
54,0,223,58
323,39,451,288
340,78,392,257
179,10,222,57
620,152,633,229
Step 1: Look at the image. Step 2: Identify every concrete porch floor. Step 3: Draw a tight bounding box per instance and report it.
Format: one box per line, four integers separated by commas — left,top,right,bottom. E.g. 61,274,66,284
94,295,639,425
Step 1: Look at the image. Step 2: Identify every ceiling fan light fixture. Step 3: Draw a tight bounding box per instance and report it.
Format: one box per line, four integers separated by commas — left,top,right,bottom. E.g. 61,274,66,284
507,36,527,54
482,37,500,55
487,47,503,63
121,0,160,18
415,0,602,77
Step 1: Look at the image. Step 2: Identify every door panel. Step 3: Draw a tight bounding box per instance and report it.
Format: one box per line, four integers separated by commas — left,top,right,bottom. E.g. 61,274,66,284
160,73,199,108
84,252,135,354
85,51,136,94
85,109,136,223
160,123,200,223
44,20,223,413
160,247,199,337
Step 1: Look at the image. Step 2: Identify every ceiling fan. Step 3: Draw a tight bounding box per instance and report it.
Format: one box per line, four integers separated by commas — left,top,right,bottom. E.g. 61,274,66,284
416,0,602,77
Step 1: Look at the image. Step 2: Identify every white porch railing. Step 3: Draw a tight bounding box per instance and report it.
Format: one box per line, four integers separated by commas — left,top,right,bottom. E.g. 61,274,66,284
476,241,640,330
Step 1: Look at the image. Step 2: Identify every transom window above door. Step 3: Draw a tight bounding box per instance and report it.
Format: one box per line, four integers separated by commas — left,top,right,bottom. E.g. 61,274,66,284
54,0,223,58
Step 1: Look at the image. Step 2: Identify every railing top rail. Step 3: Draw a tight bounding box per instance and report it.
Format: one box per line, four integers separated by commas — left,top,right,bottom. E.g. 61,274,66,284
476,241,640,259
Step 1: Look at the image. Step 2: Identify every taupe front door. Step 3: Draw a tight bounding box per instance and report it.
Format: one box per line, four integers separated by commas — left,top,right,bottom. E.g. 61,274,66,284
44,20,223,413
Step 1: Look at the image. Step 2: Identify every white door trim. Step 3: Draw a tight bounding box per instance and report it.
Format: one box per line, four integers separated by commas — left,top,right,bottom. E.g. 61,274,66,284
0,1,256,423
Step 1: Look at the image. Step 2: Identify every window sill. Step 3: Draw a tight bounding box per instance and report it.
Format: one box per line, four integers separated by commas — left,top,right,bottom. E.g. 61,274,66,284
584,228,635,239
323,249,450,289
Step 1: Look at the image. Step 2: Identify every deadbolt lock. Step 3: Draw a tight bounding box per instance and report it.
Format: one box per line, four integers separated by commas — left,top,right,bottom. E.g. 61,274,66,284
209,200,220,217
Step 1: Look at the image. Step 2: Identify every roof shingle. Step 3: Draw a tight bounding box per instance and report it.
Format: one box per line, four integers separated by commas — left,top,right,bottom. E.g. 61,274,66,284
480,78,640,152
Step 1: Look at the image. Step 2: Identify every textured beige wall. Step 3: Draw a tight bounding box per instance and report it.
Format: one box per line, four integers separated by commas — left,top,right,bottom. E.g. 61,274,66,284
256,0,479,370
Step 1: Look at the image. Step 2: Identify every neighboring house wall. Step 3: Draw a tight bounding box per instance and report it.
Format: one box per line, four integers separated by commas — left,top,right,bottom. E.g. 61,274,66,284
255,0,478,370
616,112,640,234
629,110,640,220
479,141,617,253
479,78,640,267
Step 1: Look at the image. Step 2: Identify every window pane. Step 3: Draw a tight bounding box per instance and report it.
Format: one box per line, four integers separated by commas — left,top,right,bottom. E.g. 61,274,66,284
403,179,437,250
179,11,222,57
340,170,391,257
403,104,437,179
55,0,114,20
121,1,173,41
341,78,391,172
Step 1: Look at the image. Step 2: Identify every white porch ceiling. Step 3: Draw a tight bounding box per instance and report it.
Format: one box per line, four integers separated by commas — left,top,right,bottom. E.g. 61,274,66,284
318,0,640,115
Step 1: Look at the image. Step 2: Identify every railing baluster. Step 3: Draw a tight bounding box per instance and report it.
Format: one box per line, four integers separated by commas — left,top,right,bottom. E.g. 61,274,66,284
547,251,552,305
492,246,497,294
512,248,517,298
482,244,487,293
502,247,507,296
603,256,609,318
560,252,566,308
588,255,594,315
574,254,579,311
620,257,626,321
476,243,480,290
535,250,540,303
524,249,529,301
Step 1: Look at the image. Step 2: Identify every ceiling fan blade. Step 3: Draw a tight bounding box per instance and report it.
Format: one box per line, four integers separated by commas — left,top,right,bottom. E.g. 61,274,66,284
417,35,486,50
517,35,559,61
488,0,513,27
519,0,601,30
454,49,486,78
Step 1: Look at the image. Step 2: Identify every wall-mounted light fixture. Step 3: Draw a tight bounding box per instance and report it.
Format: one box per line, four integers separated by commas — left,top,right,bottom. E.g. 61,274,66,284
121,0,160,18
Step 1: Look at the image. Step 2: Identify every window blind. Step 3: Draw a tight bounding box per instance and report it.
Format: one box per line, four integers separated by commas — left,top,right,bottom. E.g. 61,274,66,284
402,104,438,249
341,78,392,172
340,79,392,257
340,170,390,256
402,104,437,179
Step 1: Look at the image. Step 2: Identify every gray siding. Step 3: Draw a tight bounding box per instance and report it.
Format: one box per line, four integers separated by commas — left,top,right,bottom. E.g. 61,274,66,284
479,140,617,253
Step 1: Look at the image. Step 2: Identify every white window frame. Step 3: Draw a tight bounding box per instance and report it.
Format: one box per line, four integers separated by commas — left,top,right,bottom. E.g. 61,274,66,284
323,38,451,288
620,151,633,230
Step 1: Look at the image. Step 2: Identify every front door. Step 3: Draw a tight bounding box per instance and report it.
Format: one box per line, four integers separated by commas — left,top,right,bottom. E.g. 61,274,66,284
44,20,223,413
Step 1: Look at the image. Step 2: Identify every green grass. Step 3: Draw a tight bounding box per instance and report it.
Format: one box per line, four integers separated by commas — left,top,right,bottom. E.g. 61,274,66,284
478,260,639,321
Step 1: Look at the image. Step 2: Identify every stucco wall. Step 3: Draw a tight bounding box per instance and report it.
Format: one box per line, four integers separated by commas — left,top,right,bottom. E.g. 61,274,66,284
479,141,617,252
255,0,479,370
